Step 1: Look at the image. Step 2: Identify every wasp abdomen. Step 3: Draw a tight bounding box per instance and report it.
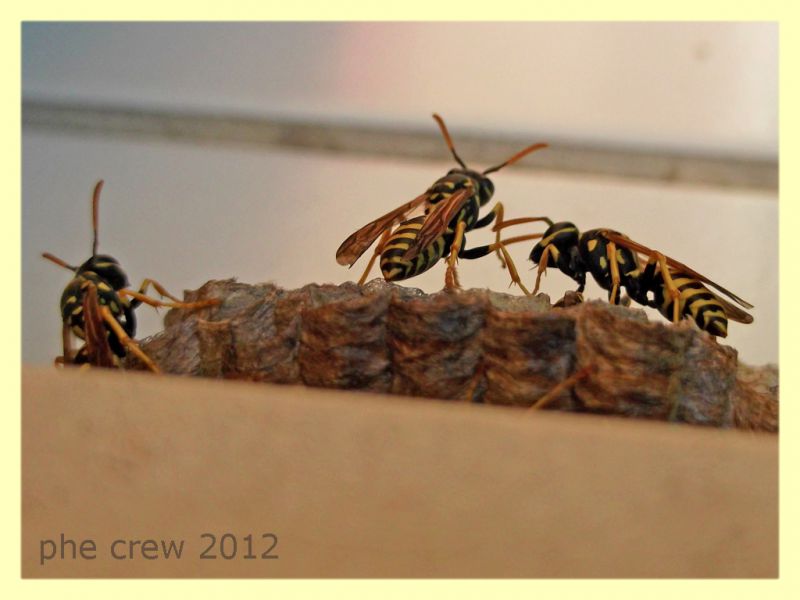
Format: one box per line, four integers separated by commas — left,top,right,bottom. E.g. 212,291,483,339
654,274,729,337
380,216,449,281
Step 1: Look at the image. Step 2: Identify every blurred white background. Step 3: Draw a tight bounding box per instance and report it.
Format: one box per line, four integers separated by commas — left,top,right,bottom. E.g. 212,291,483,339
22,22,778,365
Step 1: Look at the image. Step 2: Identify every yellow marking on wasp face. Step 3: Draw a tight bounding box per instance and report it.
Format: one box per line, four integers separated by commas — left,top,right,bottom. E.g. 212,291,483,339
66,295,78,305
599,256,607,270
443,181,455,189
587,239,598,252
71,305,83,315
95,282,111,293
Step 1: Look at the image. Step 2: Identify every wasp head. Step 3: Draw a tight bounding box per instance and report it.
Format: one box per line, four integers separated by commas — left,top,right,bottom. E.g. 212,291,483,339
447,168,495,206
76,254,130,290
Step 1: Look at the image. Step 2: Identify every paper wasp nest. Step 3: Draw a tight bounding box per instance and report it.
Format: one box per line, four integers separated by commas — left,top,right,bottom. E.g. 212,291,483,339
127,279,778,432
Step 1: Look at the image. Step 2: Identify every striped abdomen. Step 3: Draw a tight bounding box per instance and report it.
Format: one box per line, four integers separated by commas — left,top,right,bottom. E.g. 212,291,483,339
652,271,729,337
379,216,450,282
378,172,483,282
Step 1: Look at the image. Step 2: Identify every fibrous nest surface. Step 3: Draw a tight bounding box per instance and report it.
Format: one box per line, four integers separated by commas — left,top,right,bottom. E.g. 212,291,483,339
126,279,778,432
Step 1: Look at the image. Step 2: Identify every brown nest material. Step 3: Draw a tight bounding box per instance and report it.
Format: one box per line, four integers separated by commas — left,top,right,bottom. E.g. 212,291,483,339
126,279,778,432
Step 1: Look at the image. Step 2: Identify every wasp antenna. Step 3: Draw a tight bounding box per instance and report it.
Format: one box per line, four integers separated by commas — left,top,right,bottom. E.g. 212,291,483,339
42,252,78,272
432,113,468,170
91,180,104,257
483,142,548,175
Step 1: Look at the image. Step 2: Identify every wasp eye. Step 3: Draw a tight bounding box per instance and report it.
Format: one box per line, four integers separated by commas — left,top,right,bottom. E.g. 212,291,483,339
530,243,543,263
482,178,495,198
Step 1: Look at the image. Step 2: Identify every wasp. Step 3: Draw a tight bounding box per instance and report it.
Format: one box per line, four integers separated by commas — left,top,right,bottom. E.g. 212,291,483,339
521,221,754,337
336,113,553,292
42,180,218,372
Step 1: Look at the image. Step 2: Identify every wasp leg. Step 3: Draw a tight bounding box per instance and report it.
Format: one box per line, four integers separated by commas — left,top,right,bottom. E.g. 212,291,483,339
495,242,531,295
488,203,507,268
492,215,554,232
98,305,161,374
654,253,682,323
358,228,392,286
460,233,545,294
461,233,546,258
491,213,553,268
59,322,75,366
530,366,594,410
119,289,219,312
488,234,533,295
484,202,511,269
445,220,467,289
128,278,220,310
465,237,531,295
473,208,498,230
606,241,622,305
134,278,185,304
533,244,555,295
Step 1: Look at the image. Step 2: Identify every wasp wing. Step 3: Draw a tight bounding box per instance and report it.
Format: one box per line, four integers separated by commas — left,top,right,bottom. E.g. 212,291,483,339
713,294,755,324
335,193,430,267
401,188,472,261
81,283,117,368
600,230,754,310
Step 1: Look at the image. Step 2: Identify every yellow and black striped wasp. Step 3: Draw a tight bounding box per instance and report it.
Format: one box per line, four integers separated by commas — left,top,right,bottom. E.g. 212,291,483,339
336,113,553,292
42,180,217,372
520,221,753,337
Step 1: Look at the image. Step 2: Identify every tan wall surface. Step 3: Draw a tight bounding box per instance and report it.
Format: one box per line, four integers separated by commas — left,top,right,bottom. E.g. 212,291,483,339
22,366,777,578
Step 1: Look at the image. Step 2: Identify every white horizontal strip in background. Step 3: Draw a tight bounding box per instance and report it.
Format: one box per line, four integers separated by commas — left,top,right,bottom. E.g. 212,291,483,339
22,100,778,191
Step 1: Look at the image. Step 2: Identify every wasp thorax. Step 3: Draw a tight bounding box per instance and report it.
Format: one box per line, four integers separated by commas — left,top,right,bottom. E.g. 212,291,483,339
77,254,130,290
442,168,494,204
